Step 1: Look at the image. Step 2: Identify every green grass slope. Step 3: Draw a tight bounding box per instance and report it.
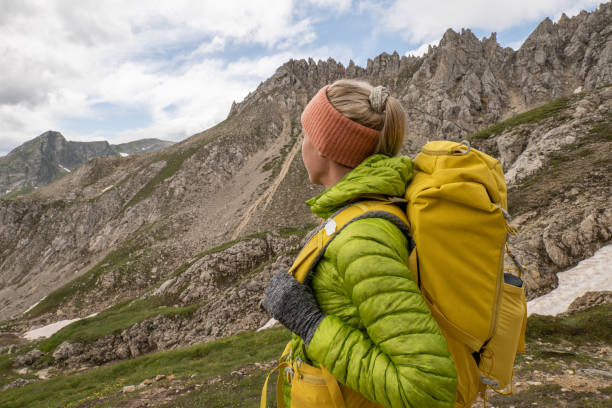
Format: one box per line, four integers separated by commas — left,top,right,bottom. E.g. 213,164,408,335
2,305,611,407
0,327,291,408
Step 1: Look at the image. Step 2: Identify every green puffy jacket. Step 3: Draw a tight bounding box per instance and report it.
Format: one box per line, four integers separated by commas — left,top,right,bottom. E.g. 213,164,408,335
283,154,458,407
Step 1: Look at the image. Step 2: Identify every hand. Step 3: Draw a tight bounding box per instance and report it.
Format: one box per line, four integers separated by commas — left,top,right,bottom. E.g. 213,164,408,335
262,269,326,346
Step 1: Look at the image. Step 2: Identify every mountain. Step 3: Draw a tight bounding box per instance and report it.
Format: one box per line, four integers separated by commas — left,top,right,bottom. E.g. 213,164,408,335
0,1,610,386
113,139,177,155
0,131,175,196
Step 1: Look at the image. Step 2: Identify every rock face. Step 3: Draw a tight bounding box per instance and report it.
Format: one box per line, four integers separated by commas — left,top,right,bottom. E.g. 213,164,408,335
0,131,174,196
564,291,612,315
0,3,611,369
13,348,44,367
231,3,612,152
48,236,301,368
113,139,177,156
474,85,612,298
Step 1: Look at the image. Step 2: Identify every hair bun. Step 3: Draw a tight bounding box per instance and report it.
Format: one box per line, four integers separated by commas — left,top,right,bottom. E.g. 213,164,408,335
369,86,389,113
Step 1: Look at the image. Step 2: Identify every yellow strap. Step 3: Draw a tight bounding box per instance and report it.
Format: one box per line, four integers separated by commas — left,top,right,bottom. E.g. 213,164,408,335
279,341,292,360
277,199,410,407
354,202,370,212
491,368,515,395
320,364,346,408
408,248,418,284
277,363,287,408
518,302,527,353
291,200,408,284
260,342,293,408
288,240,319,276
260,361,290,408
481,386,487,408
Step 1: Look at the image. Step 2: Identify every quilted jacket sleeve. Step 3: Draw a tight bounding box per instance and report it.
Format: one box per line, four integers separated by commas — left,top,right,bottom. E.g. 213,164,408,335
306,217,458,408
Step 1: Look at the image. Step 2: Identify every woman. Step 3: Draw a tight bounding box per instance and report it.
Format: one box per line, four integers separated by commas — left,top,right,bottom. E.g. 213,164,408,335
263,80,458,407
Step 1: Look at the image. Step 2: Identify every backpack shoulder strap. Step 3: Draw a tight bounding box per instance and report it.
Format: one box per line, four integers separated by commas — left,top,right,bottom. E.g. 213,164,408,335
268,200,413,408
290,199,412,284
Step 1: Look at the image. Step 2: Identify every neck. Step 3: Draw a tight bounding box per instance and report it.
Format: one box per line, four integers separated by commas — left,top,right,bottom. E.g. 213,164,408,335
320,162,353,189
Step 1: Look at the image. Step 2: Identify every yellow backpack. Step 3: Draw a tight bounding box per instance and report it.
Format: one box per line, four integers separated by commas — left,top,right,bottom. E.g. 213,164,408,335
404,141,527,406
261,140,527,408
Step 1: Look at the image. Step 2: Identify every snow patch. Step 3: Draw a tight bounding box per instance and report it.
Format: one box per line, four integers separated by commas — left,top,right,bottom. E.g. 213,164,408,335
101,185,114,193
23,312,98,340
119,152,129,157
152,277,176,297
58,164,71,172
24,296,47,314
256,318,278,332
527,244,612,316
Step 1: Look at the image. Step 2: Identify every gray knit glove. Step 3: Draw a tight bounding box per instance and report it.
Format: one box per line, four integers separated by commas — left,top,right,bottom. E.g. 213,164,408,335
262,269,326,346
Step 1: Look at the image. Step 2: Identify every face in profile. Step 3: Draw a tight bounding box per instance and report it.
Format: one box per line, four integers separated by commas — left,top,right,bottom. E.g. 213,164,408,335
301,132,328,185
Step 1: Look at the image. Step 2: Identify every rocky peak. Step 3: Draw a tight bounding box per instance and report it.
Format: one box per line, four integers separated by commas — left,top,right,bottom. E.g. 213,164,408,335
515,2,612,104
558,12,570,25
481,32,501,54
439,28,459,45
365,51,403,76
529,16,555,38
9,130,65,155
1,132,174,197
40,130,65,143
228,2,610,149
439,27,480,48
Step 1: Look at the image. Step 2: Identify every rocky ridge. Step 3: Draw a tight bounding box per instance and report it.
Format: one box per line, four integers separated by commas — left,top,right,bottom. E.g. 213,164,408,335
231,4,611,152
0,2,610,379
0,131,174,196
4,233,300,369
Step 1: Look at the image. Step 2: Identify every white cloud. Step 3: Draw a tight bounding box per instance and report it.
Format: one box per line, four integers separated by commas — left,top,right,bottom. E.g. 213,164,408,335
192,36,226,55
306,0,352,13
97,45,353,145
365,0,601,43
507,38,527,50
405,40,439,57
0,0,321,151
0,0,603,154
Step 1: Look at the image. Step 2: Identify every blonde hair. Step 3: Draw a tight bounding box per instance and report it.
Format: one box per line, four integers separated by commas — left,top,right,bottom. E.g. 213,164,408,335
326,79,405,156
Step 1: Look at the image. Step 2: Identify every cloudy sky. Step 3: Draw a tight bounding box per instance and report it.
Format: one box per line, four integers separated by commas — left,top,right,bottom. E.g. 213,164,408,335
0,0,602,156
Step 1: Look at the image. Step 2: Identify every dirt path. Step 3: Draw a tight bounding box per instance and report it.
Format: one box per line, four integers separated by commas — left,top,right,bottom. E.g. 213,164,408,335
231,115,301,240
261,133,302,212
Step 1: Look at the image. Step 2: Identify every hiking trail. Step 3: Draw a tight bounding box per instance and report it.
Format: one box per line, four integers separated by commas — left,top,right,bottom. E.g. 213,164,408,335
231,115,301,240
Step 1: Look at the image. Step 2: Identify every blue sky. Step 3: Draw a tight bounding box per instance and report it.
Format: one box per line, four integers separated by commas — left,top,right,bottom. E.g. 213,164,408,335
0,0,603,156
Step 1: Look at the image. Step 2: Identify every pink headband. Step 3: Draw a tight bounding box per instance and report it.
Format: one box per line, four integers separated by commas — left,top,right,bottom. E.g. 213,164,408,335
300,85,380,168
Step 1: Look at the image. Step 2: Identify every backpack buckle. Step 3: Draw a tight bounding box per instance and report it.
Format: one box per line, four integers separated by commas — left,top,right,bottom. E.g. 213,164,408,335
493,203,512,221
284,366,295,384
452,140,471,155
480,376,499,388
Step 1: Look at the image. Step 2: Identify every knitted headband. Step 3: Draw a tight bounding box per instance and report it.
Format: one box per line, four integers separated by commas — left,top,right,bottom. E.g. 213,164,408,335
300,85,380,168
